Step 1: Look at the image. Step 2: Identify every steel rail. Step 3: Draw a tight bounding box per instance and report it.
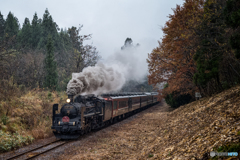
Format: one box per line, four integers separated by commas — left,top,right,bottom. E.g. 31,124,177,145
25,141,68,160
5,139,65,160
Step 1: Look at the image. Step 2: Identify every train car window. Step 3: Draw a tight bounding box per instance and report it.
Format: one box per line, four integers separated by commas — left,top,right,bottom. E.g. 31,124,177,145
106,101,112,108
141,97,146,102
124,101,127,107
144,97,148,102
119,101,127,108
113,101,117,110
133,98,140,104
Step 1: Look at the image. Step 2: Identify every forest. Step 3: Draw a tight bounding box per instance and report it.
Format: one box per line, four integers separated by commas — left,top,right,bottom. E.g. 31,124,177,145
147,0,240,108
0,8,100,97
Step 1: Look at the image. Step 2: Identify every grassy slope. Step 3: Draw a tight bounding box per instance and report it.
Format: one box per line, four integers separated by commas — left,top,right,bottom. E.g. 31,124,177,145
144,85,240,159
0,88,67,152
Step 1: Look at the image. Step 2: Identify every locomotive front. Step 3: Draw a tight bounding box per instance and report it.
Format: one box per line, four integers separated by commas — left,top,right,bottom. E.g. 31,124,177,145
51,95,86,139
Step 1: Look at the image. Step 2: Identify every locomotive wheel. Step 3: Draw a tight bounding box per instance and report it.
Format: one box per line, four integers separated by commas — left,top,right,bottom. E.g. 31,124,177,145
86,126,91,133
84,126,91,133
81,130,84,135
84,128,88,134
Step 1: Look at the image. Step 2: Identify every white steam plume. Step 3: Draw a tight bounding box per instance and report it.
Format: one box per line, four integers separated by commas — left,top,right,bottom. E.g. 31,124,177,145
66,62,126,95
67,43,150,95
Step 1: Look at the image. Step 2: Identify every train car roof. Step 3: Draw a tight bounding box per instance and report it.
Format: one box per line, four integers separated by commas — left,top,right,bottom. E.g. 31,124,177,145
73,92,158,102
110,95,146,99
101,92,158,100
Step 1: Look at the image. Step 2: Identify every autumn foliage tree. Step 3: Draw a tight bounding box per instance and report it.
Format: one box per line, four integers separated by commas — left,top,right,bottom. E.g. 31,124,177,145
148,0,240,103
147,0,204,101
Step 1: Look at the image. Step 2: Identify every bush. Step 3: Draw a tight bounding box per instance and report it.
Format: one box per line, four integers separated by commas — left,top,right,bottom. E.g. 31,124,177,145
0,130,34,152
164,83,193,108
0,86,67,153
1,115,9,125
165,93,193,108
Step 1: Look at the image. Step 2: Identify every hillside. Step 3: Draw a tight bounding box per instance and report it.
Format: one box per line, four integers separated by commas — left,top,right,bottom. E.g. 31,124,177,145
56,85,240,160
154,85,240,159
0,89,67,152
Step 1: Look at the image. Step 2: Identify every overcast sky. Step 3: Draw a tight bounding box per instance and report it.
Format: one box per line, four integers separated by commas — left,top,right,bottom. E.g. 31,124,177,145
0,0,184,60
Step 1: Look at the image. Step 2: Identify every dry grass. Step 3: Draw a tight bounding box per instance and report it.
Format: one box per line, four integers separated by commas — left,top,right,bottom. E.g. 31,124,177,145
0,81,67,152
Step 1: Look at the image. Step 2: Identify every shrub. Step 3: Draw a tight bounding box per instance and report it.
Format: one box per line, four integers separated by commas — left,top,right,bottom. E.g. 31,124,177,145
0,86,67,153
1,115,9,125
164,83,193,108
165,93,193,108
0,130,34,152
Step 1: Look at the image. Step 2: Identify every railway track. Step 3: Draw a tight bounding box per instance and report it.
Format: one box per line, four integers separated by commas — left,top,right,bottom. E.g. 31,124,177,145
4,139,70,160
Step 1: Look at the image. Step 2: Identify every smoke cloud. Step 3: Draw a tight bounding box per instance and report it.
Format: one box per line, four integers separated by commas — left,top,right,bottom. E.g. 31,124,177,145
66,43,149,95
66,62,126,95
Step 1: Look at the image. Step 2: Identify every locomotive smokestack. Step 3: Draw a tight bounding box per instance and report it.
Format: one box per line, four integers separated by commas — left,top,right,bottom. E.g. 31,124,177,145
68,95,74,103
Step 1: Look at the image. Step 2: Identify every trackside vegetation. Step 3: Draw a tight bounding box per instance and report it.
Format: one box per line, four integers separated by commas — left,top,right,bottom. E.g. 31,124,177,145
148,0,240,107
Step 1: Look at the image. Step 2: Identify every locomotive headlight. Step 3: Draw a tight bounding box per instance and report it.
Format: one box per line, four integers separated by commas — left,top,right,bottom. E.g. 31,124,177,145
66,98,71,103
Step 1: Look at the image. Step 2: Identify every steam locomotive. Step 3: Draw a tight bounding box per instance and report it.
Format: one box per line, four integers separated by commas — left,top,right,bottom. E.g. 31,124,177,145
51,92,159,139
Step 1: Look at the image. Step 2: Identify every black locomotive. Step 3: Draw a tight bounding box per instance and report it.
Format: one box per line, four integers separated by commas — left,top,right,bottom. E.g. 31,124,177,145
51,92,159,139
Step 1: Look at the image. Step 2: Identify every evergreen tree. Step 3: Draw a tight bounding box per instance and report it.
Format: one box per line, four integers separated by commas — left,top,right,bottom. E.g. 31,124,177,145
224,0,240,58
57,29,72,66
59,28,72,51
121,38,140,50
67,26,84,72
31,13,42,49
44,35,58,90
0,12,5,41
121,38,133,50
124,38,133,46
38,9,60,51
193,0,226,95
67,26,81,51
18,17,32,49
224,0,240,28
4,12,19,39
